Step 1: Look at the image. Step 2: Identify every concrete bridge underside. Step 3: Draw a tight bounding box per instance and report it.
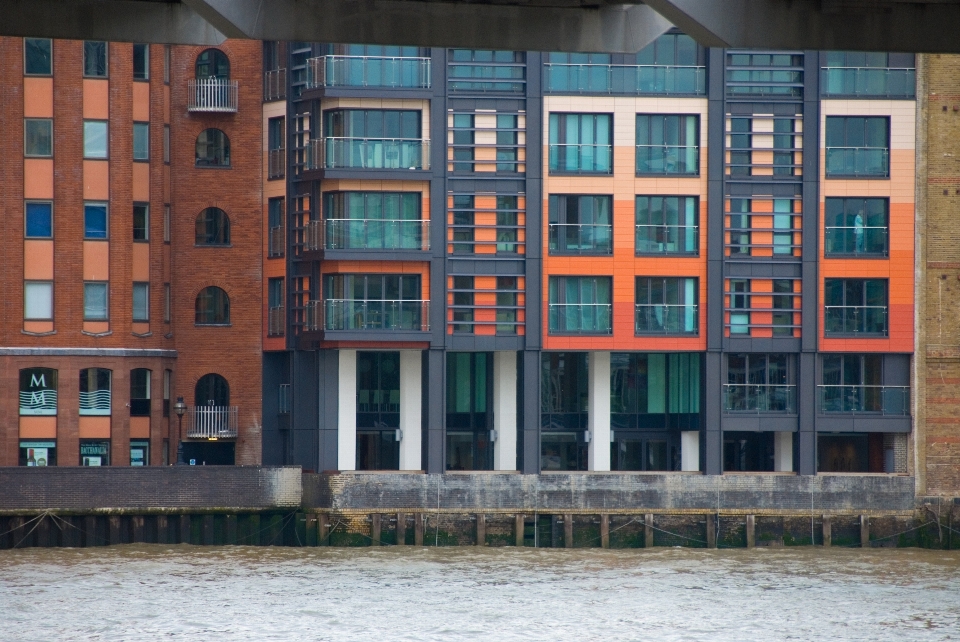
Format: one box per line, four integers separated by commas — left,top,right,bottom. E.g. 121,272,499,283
1,0,960,53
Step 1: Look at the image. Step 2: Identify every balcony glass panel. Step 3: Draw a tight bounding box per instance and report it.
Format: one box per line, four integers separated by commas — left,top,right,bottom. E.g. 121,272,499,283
818,385,909,415
324,138,427,169
324,299,428,331
635,304,698,335
548,223,612,254
308,55,431,89
723,384,796,413
824,306,888,334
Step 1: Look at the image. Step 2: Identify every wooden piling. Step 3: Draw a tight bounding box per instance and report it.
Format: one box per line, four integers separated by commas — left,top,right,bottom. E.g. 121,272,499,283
706,514,717,549
225,515,238,545
746,515,756,548
860,514,870,548
600,515,610,549
132,516,145,543
179,514,191,544
564,514,574,548
414,513,424,546
371,513,381,546
822,515,832,547
515,514,525,547
476,513,486,546
396,513,407,546
108,516,122,545
318,513,330,546
157,516,169,544
644,514,654,548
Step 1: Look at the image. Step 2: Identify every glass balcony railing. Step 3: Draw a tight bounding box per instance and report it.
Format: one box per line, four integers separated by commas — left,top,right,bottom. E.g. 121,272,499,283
824,305,888,335
818,385,909,415
312,137,429,170
636,145,699,175
306,55,431,89
548,223,612,254
324,219,429,251
544,64,706,95
635,224,698,255
824,225,888,256
820,67,915,98
825,147,889,177
548,303,613,335
548,143,613,174
635,304,698,335
324,299,429,331
723,384,797,413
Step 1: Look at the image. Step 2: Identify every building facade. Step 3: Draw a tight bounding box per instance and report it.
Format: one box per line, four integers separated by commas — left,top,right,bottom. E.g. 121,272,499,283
261,37,919,478
0,37,264,467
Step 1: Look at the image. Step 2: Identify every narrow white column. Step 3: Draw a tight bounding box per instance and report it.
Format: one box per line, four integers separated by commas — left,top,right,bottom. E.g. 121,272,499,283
587,351,611,472
493,351,518,471
681,431,700,472
337,349,357,471
774,431,793,472
399,350,422,471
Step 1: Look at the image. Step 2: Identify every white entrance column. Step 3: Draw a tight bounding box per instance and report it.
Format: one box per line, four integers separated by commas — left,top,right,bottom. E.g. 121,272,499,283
774,432,793,472
337,349,357,471
681,431,700,471
587,351,611,471
493,351,518,471
399,350,422,470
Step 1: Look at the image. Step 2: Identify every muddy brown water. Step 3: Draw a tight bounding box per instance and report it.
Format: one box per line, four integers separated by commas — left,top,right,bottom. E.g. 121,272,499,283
1,546,958,641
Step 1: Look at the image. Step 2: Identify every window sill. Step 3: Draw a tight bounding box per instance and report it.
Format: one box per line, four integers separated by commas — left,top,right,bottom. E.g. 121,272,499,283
635,172,700,178
194,164,232,169
825,174,890,180
635,252,700,257
823,333,889,338
194,244,233,248
195,323,233,327
548,171,614,177
548,331,614,336
24,154,53,159
824,253,889,259
549,251,613,256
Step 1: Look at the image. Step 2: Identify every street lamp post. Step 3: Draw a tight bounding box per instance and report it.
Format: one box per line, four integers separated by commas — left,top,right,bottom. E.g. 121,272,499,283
174,396,187,465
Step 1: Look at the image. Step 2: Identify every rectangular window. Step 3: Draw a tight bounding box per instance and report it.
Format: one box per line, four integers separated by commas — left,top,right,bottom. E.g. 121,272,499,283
133,204,149,241
821,354,885,413
133,283,149,322
725,354,794,412
25,202,53,238
163,369,171,417
548,194,612,254
728,117,751,176
24,119,53,157
451,194,474,254
495,195,519,254
133,122,149,160
548,113,612,174
163,283,171,323
80,440,110,466
824,197,889,256
322,109,423,169
635,196,698,255
728,199,751,255
163,205,171,242
322,192,421,251
163,125,170,163
773,199,794,255
133,44,149,80
130,369,151,416
130,440,150,466
323,274,423,331
635,277,698,335
83,41,108,78
268,117,285,150
772,279,794,336
163,45,170,84
20,441,57,466
452,275,474,334
24,39,52,76
636,114,699,175
452,113,474,172
824,278,888,335
84,203,108,239
83,121,108,159
825,116,890,177
496,276,518,334
79,368,112,416
268,277,284,308
448,50,526,93
83,282,109,321
24,281,53,320
548,276,613,334
773,118,795,176
496,114,518,172
729,279,750,334
20,368,58,416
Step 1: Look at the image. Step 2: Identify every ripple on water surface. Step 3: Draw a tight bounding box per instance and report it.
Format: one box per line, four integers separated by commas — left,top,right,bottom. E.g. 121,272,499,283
1,546,959,641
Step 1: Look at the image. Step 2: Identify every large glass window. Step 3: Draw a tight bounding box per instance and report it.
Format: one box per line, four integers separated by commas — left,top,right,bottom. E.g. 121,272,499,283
548,195,612,255
25,202,52,238
548,276,612,334
635,33,704,94
83,282,108,321
356,352,400,470
448,50,525,93
635,196,698,255
19,368,58,416
611,353,700,431
79,368,111,416
83,121,108,159
324,274,423,331
725,354,795,412
196,49,230,79
20,441,56,466
825,116,889,177
820,354,885,413
133,204,149,241
446,352,492,471
195,286,230,325
24,39,52,75
195,373,229,406
541,352,588,471
635,277,698,335
83,41,107,78
636,114,699,175
824,198,888,256
323,192,422,250
822,52,916,98
548,113,612,174
25,119,53,157
80,441,110,466
726,52,803,97
322,109,423,169
133,44,149,80
195,207,230,245
824,279,888,335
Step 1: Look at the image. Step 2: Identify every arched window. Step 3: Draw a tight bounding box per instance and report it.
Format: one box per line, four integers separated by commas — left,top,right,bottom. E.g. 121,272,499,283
196,129,230,167
195,373,230,407
79,368,112,416
195,49,230,79
195,286,230,325
195,207,230,245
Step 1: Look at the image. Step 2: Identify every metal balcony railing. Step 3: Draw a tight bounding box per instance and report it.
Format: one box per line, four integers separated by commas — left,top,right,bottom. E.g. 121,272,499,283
825,147,889,177
818,385,910,415
635,223,699,255
548,303,613,334
824,225,888,256
635,303,698,335
268,225,285,258
263,68,287,101
187,78,239,113
306,55,431,89
548,223,612,255
304,300,321,331
324,299,430,331
325,219,430,251
303,220,322,251
820,67,915,98
824,305,888,335
311,137,430,170
636,144,699,175
723,384,797,413
268,148,285,179
548,143,613,174
268,306,284,336
187,406,238,439
544,64,706,95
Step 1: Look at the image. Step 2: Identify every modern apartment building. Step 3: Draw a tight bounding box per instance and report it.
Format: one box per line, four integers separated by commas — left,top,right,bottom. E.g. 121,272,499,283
261,36,918,477
0,37,264,467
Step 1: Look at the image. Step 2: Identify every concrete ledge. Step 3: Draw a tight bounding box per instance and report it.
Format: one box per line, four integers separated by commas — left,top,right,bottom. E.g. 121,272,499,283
304,472,917,515
0,466,302,514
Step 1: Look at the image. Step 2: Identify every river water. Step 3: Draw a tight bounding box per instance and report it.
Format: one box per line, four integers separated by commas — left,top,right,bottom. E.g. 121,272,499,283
1,546,958,641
